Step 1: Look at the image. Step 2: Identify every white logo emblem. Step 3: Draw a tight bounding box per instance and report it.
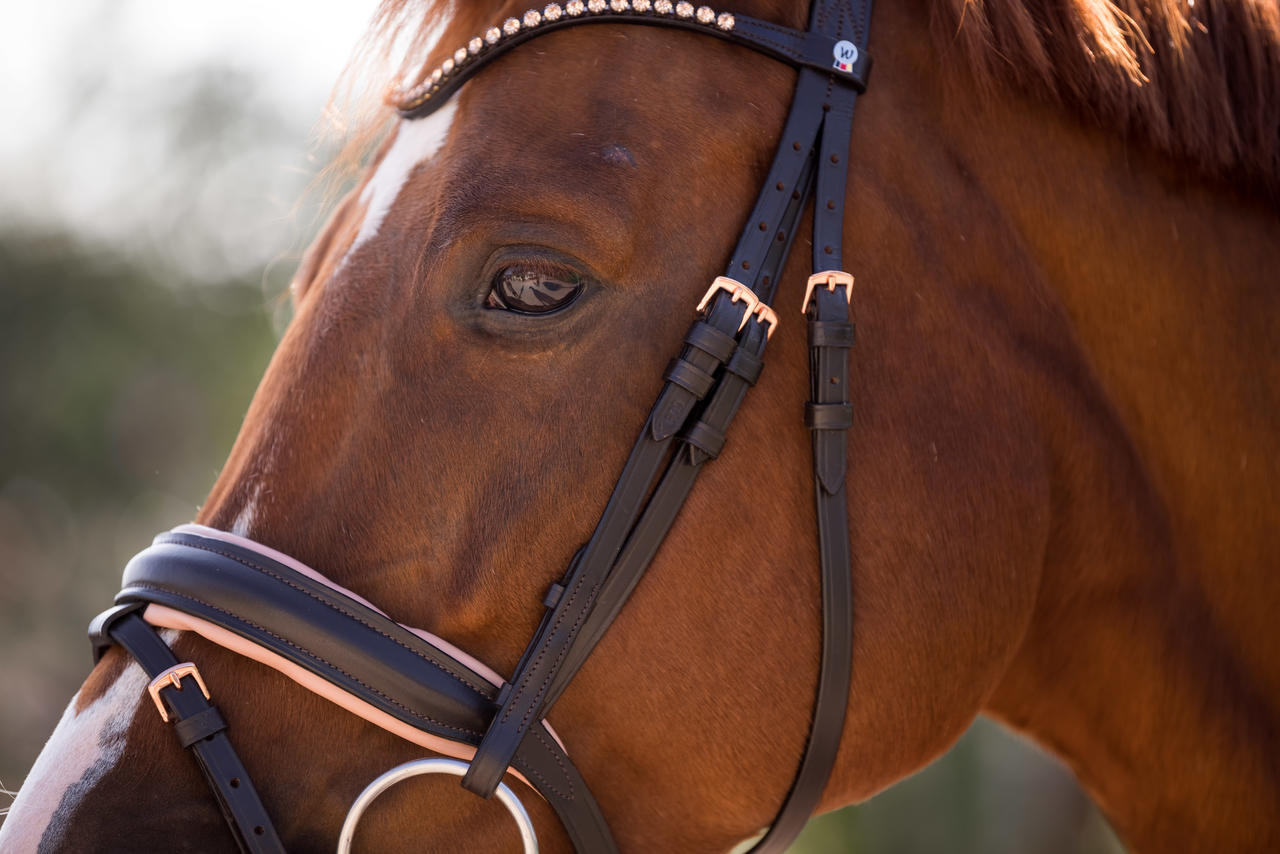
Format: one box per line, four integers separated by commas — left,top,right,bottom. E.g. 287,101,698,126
832,40,858,73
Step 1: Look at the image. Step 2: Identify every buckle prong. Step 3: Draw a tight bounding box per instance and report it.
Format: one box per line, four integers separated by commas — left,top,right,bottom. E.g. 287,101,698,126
697,276,759,331
751,303,779,340
801,270,854,314
147,662,210,723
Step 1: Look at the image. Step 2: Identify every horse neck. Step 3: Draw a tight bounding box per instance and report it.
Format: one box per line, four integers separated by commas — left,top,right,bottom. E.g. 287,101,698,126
875,4,1280,848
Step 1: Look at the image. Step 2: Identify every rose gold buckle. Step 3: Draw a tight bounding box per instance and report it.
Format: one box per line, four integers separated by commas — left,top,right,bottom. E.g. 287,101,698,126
801,270,854,314
750,302,779,339
147,662,210,723
697,276,759,331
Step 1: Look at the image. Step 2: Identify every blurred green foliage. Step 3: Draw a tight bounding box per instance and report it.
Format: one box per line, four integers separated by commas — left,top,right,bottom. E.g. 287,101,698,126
0,229,278,794
0,232,278,502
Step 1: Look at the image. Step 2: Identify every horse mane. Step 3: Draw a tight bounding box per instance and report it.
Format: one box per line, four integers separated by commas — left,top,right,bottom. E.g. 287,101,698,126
329,0,1280,194
935,0,1280,195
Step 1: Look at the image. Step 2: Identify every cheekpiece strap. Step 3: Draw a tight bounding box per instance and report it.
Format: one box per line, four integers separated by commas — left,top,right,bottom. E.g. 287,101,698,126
90,605,285,854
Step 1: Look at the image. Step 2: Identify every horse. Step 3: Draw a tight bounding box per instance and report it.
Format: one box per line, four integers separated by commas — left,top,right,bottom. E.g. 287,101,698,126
3,0,1278,850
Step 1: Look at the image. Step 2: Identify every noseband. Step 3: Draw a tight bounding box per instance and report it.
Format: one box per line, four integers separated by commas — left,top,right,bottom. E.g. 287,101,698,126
89,0,874,850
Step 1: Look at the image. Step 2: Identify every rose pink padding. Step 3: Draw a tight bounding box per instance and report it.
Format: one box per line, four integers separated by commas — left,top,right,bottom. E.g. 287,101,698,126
149,524,566,763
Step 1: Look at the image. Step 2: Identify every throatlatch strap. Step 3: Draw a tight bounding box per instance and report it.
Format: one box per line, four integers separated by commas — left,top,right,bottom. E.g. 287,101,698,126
89,606,284,854
748,2,867,849
755,282,854,849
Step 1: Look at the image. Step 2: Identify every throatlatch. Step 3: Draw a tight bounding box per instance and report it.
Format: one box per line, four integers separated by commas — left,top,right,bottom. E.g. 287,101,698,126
90,0,873,851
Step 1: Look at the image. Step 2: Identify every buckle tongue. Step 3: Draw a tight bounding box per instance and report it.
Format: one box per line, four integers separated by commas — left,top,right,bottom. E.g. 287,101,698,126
147,662,210,723
697,276,759,331
750,302,779,340
801,270,854,314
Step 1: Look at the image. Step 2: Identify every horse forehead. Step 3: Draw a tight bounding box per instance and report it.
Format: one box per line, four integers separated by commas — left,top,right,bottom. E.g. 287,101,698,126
347,100,460,261
0,660,148,851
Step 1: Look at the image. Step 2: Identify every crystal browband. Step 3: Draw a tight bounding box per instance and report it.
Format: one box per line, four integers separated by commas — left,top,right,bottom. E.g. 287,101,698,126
390,0,872,117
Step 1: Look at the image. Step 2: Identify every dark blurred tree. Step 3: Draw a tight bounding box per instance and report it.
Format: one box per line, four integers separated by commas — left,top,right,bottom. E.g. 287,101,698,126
0,231,277,500
0,229,277,788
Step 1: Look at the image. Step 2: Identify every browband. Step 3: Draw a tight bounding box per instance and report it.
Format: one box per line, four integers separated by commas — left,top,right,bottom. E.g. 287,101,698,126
392,2,871,118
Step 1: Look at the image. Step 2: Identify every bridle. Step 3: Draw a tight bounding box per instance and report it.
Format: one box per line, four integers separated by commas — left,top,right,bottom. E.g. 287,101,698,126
87,0,873,851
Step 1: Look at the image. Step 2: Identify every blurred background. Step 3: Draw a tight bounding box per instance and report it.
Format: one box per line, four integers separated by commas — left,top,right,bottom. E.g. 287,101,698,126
0,2,1124,851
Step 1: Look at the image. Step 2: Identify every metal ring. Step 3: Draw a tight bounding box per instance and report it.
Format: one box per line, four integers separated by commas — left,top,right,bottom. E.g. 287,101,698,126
337,758,539,854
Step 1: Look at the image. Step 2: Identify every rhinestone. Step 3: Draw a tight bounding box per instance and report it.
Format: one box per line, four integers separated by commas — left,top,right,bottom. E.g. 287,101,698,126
567,0,585,14
610,0,629,10
430,67,443,83
484,27,502,44
469,37,484,53
441,58,455,73
503,17,521,34
454,47,468,63
587,0,606,11
524,9,542,26
675,2,694,17
633,0,651,9
655,0,672,11
544,2,563,20
716,11,734,29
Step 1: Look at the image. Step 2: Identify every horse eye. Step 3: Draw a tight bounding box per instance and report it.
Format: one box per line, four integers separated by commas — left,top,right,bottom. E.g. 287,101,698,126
486,266,583,314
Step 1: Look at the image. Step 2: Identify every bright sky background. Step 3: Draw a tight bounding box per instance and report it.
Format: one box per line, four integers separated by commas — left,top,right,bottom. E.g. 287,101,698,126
1,0,383,282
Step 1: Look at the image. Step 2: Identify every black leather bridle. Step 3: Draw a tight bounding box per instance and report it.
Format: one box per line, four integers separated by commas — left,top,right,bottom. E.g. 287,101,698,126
88,0,873,850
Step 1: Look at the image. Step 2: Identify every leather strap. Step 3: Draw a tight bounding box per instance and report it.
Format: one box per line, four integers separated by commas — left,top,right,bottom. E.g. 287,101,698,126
90,606,284,854
748,2,868,848
461,293,756,796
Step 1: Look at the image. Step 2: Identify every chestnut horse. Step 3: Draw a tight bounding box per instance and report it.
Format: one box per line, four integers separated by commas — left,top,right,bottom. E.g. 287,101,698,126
4,0,1278,851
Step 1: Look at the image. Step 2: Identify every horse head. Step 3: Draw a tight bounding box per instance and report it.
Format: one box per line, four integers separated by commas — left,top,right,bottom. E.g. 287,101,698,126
7,0,1279,851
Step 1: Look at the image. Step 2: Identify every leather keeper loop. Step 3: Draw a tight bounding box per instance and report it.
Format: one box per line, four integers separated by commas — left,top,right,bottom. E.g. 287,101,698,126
681,420,727,459
684,321,737,364
725,348,764,385
542,582,566,610
664,357,717,399
808,321,854,348
804,402,853,430
174,706,227,748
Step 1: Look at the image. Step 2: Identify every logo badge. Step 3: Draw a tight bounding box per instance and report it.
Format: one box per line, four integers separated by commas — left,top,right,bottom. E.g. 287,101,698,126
832,40,858,73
